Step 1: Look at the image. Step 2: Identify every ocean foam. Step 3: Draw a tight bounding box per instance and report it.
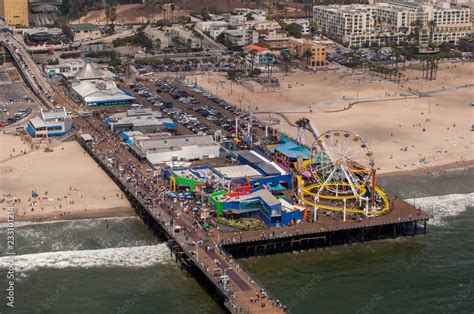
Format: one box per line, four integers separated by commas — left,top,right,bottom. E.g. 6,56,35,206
405,192,474,226
0,244,171,273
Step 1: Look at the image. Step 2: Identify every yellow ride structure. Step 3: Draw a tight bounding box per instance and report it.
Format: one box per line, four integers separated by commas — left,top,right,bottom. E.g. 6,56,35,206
292,129,391,219
296,176,390,216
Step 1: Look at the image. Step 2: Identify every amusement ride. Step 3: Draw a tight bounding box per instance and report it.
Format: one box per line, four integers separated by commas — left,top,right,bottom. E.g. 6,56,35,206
252,112,390,221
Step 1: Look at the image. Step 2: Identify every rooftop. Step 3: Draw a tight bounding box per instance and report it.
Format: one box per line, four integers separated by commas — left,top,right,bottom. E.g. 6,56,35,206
268,141,310,159
171,166,221,182
135,134,219,153
214,165,262,179
75,59,107,81
243,45,267,53
224,29,245,36
219,188,281,209
40,107,69,121
70,23,100,32
110,108,162,120
71,80,135,104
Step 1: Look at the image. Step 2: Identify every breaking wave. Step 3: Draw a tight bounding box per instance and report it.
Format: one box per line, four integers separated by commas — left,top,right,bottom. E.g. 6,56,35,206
0,244,171,273
405,193,474,226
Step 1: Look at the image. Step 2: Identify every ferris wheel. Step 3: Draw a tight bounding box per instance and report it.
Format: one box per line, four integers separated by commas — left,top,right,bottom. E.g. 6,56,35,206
310,130,374,195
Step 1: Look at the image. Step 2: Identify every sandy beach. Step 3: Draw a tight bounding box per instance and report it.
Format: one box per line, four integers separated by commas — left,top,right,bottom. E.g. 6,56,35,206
193,61,474,174
0,133,32,162
0,136,133,223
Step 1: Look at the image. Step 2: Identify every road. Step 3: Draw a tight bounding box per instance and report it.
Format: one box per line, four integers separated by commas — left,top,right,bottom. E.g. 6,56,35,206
0,33,54,107
16,28,136,53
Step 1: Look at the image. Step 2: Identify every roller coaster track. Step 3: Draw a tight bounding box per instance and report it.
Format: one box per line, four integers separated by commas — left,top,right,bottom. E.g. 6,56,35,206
253,111,321,140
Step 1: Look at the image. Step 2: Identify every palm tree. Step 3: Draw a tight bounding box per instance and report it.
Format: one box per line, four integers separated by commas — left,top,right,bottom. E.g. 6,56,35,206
170,2,176,24
249,49,258,74
105,0,118,33
410,19,423,45
427,20,436,46
296,118,310,128
393,46,401,73
281,53,292,76
264,52,274,77
303,5,312,18
302,49,312,69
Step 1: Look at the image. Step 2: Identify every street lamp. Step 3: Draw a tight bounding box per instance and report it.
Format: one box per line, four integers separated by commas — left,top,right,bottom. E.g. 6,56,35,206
195,240,203,262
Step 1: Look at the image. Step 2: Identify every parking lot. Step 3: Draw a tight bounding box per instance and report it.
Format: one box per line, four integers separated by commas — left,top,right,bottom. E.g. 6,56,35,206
327,47,397,67
0,68,38,126
0,70,12,85
123,78,267,143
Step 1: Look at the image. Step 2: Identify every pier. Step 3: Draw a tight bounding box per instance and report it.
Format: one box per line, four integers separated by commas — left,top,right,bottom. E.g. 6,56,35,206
77,135,286,313
76,126,428,313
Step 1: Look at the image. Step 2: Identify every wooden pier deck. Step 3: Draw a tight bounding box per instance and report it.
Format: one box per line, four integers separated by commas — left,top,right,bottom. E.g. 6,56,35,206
78,130,428,313
74,113,428,313
77,135,286,313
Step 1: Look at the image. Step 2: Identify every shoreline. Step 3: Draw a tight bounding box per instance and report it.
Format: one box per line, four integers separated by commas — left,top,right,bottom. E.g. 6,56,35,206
0,206,136,225
378,159,474,178
2,160,472,226
0,213,139,229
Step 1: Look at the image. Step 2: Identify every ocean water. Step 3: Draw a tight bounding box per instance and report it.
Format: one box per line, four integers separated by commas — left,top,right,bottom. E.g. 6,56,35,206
0,218,223,314
0,171,473,314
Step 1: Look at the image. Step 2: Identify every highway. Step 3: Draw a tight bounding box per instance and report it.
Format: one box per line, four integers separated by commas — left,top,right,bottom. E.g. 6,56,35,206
0,33,54,108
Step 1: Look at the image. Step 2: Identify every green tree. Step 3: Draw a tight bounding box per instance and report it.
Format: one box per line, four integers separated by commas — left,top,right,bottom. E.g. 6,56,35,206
309,20,318,36
61,25,73,41
286,23,303,38
178,16,191,24
156,19,172,27
201,8,211,21
251,68,262,76
216,33,233,48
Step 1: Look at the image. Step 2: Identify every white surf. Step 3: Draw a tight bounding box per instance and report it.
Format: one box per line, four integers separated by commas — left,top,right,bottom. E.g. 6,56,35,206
405,192,474,226
0,244,171,273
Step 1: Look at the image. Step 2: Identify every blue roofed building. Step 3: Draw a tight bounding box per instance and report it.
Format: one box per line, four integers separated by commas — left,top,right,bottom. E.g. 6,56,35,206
71,80,135,107
268,141,310,162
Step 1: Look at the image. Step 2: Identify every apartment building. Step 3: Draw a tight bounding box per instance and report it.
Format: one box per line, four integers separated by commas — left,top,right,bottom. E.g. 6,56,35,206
243,44,275,68
377,1,471,45
263,37,290,51
223,29,258,46
313,5,376,42
313,1,471,47
289,38,327,68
